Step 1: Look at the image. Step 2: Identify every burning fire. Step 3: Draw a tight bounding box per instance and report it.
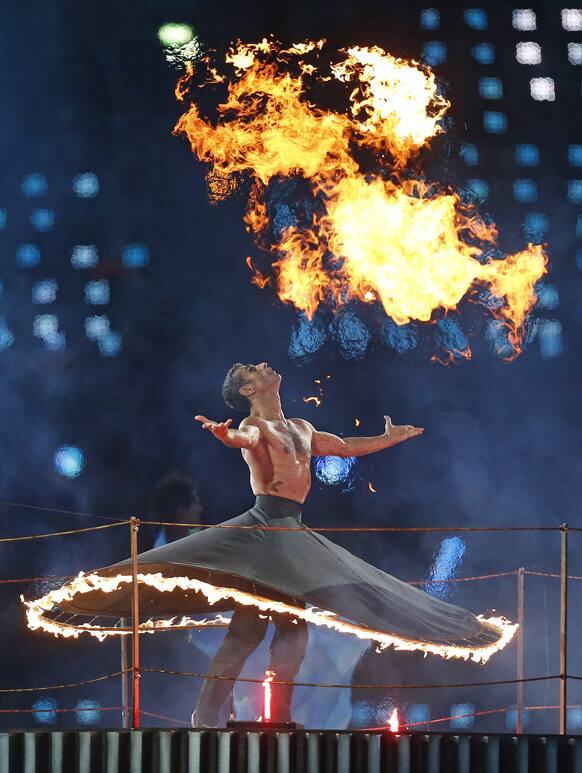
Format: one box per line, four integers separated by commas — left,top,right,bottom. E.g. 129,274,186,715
22,570,517,663
388,707,399,733
174,38,547,357
262,670,275,721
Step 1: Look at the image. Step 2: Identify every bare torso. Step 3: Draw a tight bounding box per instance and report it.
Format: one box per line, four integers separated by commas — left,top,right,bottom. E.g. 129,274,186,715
241,417,313,503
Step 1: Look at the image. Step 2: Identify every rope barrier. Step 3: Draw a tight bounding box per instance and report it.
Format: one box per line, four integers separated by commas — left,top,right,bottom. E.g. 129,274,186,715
144,520,561,533
0,499,127,523
0,520,129,543
142,667,560,691
141,709,190,726
0,670,130,694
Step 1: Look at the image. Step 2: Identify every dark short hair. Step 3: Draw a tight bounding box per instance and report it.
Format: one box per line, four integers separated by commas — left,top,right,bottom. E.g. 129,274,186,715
149,472,200,520
222,363,250,412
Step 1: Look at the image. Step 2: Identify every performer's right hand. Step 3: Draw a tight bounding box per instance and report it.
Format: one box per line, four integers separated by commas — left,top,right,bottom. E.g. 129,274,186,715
195,415,233,440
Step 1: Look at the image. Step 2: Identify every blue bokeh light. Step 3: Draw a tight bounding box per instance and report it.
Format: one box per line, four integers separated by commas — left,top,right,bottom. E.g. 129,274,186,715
471,43,495,65
423,536,466,599
33,314,58,339
516,143,539,166
479,77,502,99
335,310,370,359
569,145,582,166
513,179,538,203
85,315,110,340
121,243,149,268
567,180,582,204
422,42,447,66
536,283,559,310
0,318,14,351
22,173,48,198
71,245,99,269
420,8,440,29
73,172,100,198
54,446,85,478
288,313,327,362
314,455,357,487
75,699,102,725
522,212,549,240
0,208,7,228
84,280,110,305
32,697,57,724
451,703,476,729
98,331,123,357
538,320,563,358
483,111,507,134
406,704,430,726
464,9,488,30
30,208,55,232
16,244,41,268
459,143,479,166
32,279,58,304
466,179,489,202
435,318,469,358
381,319,418,353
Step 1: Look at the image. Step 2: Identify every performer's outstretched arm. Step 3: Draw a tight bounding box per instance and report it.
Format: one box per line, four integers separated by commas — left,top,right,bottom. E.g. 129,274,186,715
309,416,423,458
195,415,261,449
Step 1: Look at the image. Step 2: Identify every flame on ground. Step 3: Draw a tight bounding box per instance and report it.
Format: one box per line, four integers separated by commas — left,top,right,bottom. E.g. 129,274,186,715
262,670,275,721
388,707,399,733
22,571,517,663
174,39,547,357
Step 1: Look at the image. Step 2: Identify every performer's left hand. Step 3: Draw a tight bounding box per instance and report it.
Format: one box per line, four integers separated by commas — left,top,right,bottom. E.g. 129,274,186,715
384,415,424,440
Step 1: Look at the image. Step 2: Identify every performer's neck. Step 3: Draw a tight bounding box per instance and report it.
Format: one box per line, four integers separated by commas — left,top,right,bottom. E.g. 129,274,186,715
250,392,285,421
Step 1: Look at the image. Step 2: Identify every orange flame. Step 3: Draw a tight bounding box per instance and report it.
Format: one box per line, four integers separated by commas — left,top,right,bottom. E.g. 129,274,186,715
174,40,547,356
388,707,399,733
22,571,517,663
368,482,377,493
303,395,321,406
262,670,275,721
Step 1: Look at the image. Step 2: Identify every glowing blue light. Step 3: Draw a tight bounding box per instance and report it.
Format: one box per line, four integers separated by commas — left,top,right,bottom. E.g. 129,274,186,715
85,315,110,340
32,697,57,724
152,529,168,549
54,446,85,478
513,179,537,203
516,143,539,166
314,455,357,487
16,244,41,268
30,209,54,232
464,9,488,30
335,310,369,359
288,314,327,362
0,318,14,350
406,704,430,726
568,43,582,65
422,41,447,66
466,179,489,202
522,212,549,240
451,703,475,729
459,143,479,166
479,77,502,99
75,699,102,725
0,208,6,228
424,536,466,599
538,320,563,358
577,215,582,237
435,318,469,359
121,243,149,268
71,244,99,269
32,279,58,304
486,320,514,359
272,203,299,238
73,172,99,198
22,173,48,198
568,708,582,730
569,145,582,166
576,248,582,270
84,280,110,305
505,705,529,731
471,43,495,65
381,319,418,353
536,283,559,310
98,331,122,357
33,314,58,339
420,8,440,29
512,9,536,31
43,331,66,352
568,180,582,204
483,111,507,134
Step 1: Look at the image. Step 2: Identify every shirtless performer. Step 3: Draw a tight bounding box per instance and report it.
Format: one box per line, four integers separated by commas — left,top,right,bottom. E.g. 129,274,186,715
190,361,423,726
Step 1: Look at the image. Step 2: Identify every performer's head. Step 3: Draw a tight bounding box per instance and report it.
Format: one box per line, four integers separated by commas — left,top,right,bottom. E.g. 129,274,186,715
222,362,281,412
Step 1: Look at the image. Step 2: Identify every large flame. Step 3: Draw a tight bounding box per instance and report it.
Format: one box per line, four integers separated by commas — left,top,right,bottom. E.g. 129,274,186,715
174,39,547,356
22,571,517,663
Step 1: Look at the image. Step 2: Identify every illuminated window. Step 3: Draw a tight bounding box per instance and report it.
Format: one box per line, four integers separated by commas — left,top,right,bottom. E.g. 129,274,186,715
569,145,582,165
538,320,563,358
483,111,507,133
16,244,41,267
562,9,582,31
530,77,555,100
422,41,447,65
21,173,47,198
516,143,539,165
479,77,503,98
32,279,58,304
513,179,538,202
420,8,440,29
464,9,488,29
568,43,582,64
466,179,489,201
30,209,54,232
451,703,476,729
516,41,542,64
121,243,149,268
471,42,495,64
71,245,98,268
460,143,480,165
84,280,110,305
512,9,536,30
73,172,99,198
568,180,582,203
522,212,549,239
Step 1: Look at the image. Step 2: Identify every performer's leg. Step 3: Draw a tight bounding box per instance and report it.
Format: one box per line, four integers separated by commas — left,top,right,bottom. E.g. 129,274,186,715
191,605,269,727
268,613,308,722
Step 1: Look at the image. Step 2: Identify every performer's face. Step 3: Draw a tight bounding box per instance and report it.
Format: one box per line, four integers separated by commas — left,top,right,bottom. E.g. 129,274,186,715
237,362,281,400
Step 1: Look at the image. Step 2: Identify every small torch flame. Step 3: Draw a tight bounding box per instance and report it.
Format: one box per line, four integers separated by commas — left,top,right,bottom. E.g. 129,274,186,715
262,670,275,721
388,707,399,733
303,396,321,406
368,482,377,493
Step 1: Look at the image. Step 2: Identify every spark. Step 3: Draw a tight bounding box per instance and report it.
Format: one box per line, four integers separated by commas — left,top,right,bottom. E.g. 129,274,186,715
303,396,321,406
355,418,361,427
368,482,377,493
